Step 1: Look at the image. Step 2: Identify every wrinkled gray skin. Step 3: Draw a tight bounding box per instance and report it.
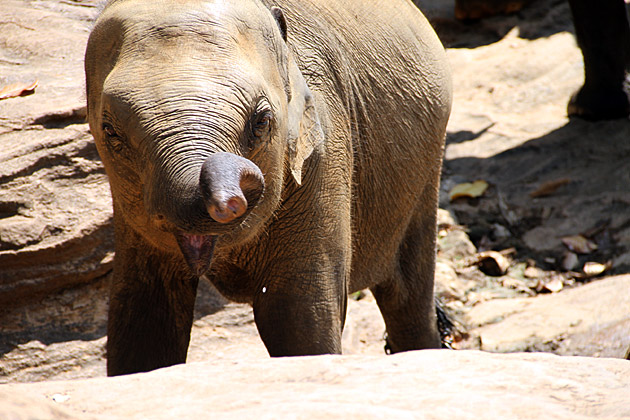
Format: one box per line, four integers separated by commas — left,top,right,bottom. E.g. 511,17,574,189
85,0,452,376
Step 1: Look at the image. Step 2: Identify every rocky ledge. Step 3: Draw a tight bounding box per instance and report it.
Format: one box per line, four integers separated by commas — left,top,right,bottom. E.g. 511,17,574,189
2,350,629,420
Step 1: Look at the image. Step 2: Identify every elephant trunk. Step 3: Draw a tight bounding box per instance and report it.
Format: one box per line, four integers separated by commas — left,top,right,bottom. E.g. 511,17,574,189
200,152,265,224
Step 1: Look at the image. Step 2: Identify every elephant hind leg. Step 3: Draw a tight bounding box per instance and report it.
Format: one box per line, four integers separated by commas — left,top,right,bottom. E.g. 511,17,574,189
370,193,441,354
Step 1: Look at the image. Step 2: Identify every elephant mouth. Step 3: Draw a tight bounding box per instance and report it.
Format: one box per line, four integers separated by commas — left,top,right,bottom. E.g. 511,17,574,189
175,233,217,276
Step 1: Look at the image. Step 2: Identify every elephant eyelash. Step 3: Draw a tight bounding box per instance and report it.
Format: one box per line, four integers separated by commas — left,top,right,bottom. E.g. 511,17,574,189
102,122,118,137
251,110,273,138
247,106,274,152
102,121,125,152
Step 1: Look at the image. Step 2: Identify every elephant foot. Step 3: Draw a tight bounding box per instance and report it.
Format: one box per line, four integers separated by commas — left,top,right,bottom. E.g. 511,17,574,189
568,85,630,121
455,0,535,20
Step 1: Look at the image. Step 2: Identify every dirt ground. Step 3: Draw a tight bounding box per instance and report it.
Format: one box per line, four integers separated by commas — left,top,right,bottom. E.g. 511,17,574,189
1,0,629,383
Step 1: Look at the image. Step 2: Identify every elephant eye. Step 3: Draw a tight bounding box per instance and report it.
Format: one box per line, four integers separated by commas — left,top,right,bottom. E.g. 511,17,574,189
102,122,124,152
102,122,118,137
251,110,273,139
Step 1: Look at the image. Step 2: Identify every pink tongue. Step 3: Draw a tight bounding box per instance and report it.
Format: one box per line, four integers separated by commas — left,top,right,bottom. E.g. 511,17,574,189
175,233,217,276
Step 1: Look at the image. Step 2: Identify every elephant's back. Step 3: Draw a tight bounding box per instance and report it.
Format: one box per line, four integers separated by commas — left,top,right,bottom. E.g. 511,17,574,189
266,0,452,128
267,0,451,164
265,0,452,290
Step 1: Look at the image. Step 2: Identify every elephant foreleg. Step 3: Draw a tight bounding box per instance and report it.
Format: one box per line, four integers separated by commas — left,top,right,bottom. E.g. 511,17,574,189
107,222,198,376
252,261,347,356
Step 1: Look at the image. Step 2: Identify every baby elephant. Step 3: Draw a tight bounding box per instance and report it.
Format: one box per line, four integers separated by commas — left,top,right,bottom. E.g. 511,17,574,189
85,0,452,376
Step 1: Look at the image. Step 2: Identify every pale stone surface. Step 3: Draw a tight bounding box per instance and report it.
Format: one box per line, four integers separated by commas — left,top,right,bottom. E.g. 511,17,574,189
2,350,629,420
465,275,630,355
0,389,85,420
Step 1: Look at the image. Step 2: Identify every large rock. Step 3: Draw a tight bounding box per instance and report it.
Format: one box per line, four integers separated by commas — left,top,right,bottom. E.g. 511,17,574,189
1,350,629,419
0,0,113,306
465,275,630,356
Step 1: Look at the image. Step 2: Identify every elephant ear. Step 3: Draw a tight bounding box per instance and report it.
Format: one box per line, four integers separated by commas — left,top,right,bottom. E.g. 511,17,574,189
286,62,324,185
272,7,324,186
270,6,287,42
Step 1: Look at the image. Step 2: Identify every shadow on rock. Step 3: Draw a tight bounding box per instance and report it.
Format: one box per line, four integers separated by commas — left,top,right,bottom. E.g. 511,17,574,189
444,117,630,272
0,273,229,358
419,0,574,48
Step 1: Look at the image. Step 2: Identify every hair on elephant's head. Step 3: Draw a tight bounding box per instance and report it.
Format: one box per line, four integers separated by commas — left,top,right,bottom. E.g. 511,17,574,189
85,0,324,275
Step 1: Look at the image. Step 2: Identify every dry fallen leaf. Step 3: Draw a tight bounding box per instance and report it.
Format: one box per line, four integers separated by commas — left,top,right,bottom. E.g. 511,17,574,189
582,261,610,277
449,180,489,201
529,178,570,198
544,277,564,293
561,235,597,254
477,250,510,276
0,80,38,100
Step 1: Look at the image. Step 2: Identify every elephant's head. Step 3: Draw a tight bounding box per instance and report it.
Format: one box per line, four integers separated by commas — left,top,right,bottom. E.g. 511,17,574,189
85,0,324,275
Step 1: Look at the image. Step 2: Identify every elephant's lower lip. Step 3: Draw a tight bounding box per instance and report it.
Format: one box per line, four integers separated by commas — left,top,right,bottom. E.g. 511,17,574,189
175,233,217,277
